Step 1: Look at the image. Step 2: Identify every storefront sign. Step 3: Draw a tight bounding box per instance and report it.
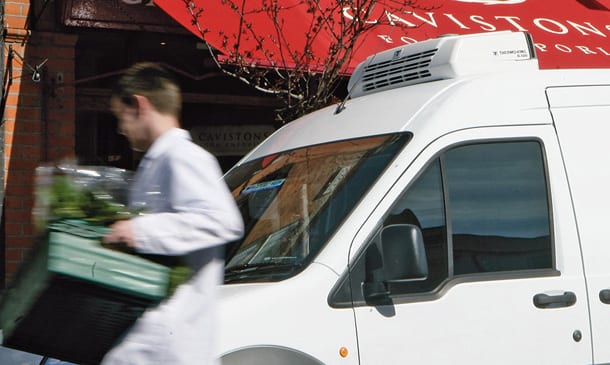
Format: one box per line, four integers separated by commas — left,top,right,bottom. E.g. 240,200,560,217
341,5,610,68
60,0,610,69
155,0,610,70
60,0,186,33
191,125,276,156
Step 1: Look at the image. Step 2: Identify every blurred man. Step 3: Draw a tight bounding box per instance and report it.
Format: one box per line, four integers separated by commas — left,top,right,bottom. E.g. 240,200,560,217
102,62,244,365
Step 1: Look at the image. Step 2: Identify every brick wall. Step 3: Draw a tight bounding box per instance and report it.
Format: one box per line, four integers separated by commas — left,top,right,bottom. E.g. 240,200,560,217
3,0,78,284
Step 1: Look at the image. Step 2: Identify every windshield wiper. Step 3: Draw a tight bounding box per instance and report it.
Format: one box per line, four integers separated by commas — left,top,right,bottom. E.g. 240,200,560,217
224,261,303,282
226,261,301,274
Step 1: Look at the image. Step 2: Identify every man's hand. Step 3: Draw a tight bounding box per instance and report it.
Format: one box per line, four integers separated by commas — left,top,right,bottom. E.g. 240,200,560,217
103,219,137,249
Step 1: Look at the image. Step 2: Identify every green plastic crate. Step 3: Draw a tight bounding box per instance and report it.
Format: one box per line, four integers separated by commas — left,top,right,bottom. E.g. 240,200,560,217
0,220,173,365
46,220,170,299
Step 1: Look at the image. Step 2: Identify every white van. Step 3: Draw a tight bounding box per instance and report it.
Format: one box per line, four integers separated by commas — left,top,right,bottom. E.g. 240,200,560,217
218,31,610,365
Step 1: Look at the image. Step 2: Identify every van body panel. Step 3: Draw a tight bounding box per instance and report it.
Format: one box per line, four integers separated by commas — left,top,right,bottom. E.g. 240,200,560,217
239,79,457,162
218,263,359,365
548,85,610,363
239,69,610,165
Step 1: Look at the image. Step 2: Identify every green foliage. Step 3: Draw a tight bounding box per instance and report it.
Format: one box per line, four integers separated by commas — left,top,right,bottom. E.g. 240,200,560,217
47,175,133,226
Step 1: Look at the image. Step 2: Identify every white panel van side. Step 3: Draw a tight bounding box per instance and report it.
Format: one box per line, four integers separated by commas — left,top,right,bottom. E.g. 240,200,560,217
217,32,610,364
548,85,610,363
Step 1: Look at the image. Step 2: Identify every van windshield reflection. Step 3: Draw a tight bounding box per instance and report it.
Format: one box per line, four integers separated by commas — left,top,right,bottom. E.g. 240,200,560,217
224,133,410,283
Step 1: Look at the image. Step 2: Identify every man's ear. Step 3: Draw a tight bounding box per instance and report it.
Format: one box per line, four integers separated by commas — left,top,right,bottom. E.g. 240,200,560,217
132,94,151,118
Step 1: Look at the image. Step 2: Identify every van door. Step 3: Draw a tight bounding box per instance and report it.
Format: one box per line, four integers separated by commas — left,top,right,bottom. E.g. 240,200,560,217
342,126,592,364
548,85,610,364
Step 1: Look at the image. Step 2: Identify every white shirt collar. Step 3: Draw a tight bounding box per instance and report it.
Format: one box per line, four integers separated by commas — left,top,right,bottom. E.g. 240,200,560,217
143,128,191,160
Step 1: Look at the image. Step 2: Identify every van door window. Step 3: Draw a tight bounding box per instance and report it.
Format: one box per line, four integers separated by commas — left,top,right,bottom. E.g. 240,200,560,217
390,141,551,293
334,140,553,305
446,142,552,275
383,159,448,294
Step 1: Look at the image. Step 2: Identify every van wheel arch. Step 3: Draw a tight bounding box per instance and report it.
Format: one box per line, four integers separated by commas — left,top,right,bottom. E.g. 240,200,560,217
221,345,325,365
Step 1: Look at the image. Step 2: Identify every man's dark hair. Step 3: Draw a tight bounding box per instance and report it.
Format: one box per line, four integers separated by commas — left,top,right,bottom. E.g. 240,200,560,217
112,62,182,117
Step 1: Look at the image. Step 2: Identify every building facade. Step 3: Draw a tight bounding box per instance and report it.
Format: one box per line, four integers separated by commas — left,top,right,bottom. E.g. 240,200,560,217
1,0,280,285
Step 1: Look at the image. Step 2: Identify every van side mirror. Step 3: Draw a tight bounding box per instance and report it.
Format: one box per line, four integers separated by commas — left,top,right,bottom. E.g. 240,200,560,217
363,224,428,303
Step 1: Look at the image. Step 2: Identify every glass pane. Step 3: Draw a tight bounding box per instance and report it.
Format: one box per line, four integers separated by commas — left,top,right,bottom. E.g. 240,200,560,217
224,133,410,282
445,142,552,275
383,159,448,293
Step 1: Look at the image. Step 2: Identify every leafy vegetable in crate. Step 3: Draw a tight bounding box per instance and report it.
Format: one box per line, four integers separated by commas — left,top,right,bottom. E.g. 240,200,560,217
33,164,192,296
47,175,134,225
34,164,136,229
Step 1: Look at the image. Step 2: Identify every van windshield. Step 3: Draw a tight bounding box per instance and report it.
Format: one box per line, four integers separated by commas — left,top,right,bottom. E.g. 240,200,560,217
223,133,410,283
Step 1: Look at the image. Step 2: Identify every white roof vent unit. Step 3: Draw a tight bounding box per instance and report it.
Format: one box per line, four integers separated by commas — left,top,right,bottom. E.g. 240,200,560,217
348,31,538,98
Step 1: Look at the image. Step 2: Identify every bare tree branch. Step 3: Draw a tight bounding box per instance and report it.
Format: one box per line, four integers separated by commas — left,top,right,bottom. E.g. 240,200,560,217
182,0,430,123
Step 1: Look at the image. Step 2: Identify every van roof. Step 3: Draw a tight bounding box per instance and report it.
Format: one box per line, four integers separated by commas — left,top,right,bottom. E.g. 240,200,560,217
239,33,610,163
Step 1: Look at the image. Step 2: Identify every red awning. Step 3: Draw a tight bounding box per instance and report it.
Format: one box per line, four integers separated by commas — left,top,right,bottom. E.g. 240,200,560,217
154,0,610,71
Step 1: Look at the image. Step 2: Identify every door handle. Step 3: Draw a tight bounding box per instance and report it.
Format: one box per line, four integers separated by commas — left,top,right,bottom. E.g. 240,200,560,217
599,289,610,304
533,291,576,309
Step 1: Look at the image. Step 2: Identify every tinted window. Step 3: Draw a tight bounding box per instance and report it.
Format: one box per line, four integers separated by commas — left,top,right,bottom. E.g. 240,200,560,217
342,140,553,305
383,159,447,293
446,142,552,274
